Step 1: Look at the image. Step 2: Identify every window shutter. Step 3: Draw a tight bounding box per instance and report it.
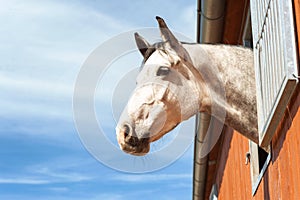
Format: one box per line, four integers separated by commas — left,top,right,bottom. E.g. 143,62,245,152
250,0,298,147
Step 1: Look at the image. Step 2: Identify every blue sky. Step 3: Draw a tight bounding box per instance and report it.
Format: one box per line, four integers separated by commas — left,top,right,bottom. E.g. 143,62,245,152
0,0,197,199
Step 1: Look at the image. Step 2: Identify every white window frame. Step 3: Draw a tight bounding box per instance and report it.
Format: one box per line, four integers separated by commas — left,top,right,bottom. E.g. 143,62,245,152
243,10,272,195
248,141,271,195
209,184,218,200
250,0,299,148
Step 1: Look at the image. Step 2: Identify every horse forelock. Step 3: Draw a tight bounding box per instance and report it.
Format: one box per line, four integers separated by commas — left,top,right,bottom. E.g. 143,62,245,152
139,41,195,71
139,42,171,70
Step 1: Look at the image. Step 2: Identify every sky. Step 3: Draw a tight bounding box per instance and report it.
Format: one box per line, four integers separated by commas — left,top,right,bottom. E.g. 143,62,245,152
0,0,198,199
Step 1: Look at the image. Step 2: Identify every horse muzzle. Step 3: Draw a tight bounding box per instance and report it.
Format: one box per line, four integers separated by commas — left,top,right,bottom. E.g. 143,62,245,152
116,123,150,156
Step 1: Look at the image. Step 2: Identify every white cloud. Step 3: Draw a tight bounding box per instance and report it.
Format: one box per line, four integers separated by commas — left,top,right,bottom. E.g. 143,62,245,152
0,74,73,99
0,158,95,186
0,171,91,185
90,193,124,200
34,167,92,182
0,0,135,126
0,73,72,121
0,0,197,127
0,177,50,185
111,173,191,183
0,0,128,126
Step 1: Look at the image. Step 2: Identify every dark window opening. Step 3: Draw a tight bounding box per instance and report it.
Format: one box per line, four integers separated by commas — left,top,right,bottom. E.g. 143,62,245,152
258,146,269,171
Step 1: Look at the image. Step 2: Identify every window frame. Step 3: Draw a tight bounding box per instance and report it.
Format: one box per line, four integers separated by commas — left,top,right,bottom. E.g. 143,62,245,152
250,0,299,148
209,184,218,200
242,7,272,196
248,141,271,195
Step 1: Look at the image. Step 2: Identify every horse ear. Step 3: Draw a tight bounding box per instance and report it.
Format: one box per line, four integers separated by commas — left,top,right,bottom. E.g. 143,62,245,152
134,32,150,57
156,16,192,62
156,16,180,46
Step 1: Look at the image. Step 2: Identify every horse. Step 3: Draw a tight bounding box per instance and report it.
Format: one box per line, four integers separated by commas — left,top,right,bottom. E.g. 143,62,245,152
116,16,258,156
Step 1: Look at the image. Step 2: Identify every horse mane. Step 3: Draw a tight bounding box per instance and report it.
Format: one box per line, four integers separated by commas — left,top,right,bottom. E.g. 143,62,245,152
139,41,169,70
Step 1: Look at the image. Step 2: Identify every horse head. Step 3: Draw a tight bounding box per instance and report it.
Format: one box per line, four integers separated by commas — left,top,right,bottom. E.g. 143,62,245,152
116,17,209,156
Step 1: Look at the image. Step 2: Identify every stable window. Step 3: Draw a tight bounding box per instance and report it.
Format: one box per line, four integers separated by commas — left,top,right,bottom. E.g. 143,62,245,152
248,141,271,195
250,0,298,148
242,7,272,196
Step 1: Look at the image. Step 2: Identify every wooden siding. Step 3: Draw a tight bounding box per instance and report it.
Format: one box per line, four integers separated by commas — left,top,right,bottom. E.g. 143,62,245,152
222,0,249,45
215,84,300,199
203,0,299,199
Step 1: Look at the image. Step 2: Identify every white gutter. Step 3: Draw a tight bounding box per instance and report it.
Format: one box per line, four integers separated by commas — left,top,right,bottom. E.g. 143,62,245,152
192,0,226,199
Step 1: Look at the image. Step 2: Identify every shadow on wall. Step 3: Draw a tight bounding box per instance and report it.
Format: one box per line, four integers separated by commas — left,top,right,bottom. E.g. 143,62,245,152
263,170,271,200
272,84,300,162
214,127,234,190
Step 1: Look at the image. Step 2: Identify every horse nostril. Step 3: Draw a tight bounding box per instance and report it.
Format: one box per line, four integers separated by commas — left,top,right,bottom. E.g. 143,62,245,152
123,124,130,138
128,136,138,146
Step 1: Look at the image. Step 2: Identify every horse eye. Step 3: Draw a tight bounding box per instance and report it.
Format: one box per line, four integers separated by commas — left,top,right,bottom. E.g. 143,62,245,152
156,66,170,76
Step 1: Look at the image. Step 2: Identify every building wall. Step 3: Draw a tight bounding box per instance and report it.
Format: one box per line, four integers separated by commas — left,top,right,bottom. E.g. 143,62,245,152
215,85,300,199
212,1,300,199
203,0,300,199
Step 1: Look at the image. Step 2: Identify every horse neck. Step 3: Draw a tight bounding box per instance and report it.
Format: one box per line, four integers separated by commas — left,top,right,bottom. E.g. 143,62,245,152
183,43,258,143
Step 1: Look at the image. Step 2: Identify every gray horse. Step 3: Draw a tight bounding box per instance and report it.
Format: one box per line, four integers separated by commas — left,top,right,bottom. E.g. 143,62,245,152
116,16,257,155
